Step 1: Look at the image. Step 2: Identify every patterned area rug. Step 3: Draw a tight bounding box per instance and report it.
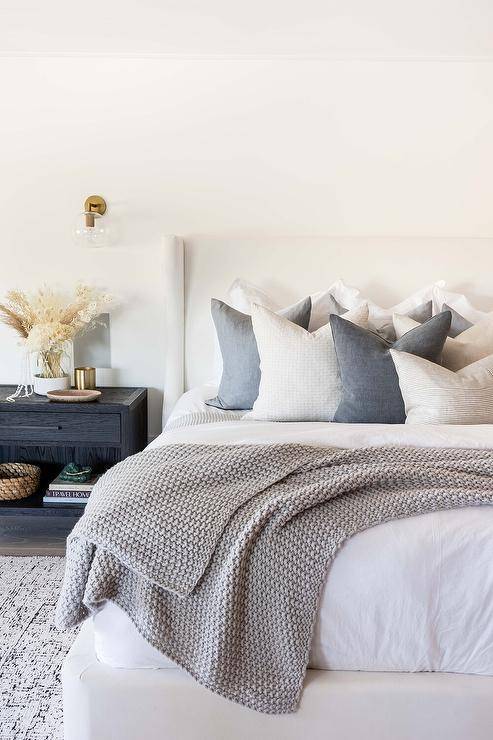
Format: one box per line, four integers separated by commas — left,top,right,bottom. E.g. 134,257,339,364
0,556,75,740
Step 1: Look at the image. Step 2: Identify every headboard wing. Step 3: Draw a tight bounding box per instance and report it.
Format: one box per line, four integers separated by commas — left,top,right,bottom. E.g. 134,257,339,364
162,235,185,422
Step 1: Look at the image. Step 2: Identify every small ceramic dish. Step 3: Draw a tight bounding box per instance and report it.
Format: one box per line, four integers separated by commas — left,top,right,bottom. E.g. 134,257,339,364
46,389,102,403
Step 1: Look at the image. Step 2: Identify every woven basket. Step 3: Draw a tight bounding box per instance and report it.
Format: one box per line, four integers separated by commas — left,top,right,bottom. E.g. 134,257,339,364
0,463,41,501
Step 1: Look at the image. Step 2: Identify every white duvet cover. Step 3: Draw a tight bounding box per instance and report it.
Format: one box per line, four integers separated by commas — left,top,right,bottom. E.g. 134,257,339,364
94,387,493,675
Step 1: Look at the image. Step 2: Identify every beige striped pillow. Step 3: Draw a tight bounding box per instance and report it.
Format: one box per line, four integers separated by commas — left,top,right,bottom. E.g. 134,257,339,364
390,350,493,425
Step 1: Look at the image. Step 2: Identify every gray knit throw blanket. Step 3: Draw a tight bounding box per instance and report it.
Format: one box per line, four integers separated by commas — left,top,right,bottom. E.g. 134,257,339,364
56,444,493,713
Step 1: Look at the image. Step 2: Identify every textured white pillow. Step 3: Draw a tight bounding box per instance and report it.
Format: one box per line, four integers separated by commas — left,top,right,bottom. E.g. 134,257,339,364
215,278,356,381
227,278,362,331
390,350,493,425
249,303,369,422
213,283,315,382
432,285,493,323
393,313,493,372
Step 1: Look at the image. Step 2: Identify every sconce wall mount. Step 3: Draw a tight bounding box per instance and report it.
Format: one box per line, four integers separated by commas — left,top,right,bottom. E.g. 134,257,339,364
84,195,107,224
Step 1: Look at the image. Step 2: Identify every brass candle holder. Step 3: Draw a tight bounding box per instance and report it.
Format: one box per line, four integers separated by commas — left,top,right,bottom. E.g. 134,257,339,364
74,367,96,390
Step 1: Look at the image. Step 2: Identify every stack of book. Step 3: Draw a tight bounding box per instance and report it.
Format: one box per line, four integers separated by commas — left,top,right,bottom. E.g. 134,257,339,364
43,472,101,506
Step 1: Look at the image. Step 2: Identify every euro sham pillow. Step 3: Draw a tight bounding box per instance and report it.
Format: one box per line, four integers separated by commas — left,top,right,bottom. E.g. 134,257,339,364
227,278,443,336
433,285,493,325
330,311,451,424
393,312,493,372
356,281,444,339
248,302,369,422
207,296,312,410
390,350,493,424
227,278,362,331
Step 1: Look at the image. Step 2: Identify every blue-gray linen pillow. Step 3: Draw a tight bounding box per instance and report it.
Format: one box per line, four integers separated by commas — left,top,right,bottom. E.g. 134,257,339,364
330,310,451,424
206,296,312,410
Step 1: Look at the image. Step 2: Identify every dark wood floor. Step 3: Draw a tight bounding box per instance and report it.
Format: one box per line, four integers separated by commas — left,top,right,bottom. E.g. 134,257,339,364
0,515,67,556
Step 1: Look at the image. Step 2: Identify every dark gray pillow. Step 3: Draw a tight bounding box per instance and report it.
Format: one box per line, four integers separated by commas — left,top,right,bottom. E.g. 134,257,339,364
378,300,433,342
442,303,474,338
331,310,451,424
206,296,312,410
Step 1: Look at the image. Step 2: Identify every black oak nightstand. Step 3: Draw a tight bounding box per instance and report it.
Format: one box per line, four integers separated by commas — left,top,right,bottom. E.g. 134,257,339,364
0,386,147,550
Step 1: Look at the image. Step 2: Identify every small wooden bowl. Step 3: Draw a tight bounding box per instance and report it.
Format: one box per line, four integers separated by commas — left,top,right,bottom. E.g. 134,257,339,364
46,389,102,403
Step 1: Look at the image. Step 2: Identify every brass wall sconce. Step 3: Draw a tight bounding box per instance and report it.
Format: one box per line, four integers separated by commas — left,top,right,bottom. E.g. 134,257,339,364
74,195,109,248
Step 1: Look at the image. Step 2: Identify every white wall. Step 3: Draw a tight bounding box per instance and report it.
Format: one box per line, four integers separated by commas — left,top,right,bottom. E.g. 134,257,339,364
1,56,493,435
3,0,493,58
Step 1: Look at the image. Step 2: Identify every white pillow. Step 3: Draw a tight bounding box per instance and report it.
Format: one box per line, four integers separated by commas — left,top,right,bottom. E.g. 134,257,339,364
361,281,444,334
393,313,493,372
248,302,369,422
227,278,362,331
228,278,448,334
432,285,493,323
390,350,493,425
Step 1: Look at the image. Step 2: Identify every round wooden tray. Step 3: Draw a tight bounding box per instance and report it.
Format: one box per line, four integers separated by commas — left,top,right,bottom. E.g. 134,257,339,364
46,389,102,403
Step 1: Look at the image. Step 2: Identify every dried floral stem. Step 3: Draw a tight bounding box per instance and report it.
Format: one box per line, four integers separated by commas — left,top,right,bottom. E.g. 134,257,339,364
38,349,67,379
0,304,28,338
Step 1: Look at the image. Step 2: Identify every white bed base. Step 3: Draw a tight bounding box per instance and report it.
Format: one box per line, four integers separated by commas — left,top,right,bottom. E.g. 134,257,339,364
64,622,493,740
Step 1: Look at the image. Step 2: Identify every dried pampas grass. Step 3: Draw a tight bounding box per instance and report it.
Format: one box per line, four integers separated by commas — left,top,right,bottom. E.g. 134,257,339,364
0,284,113,356
0,303,28,338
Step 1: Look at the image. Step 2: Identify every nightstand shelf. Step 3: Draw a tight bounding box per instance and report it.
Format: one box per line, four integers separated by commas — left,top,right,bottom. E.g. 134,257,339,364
0,491,84,517
0,386,148,543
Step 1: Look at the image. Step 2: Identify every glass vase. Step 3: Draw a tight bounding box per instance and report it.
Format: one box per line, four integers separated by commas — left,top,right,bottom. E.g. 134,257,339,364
33,344,72,396
38,349,67,379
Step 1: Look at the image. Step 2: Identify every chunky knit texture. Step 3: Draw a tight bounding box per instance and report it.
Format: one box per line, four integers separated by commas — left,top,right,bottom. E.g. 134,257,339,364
56,444,493,713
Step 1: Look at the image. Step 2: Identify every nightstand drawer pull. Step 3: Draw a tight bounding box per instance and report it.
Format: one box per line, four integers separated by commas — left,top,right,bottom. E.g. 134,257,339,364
11,424,62,431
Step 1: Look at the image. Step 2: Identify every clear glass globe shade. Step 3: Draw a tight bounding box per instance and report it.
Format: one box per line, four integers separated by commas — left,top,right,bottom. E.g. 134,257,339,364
73,211,109,248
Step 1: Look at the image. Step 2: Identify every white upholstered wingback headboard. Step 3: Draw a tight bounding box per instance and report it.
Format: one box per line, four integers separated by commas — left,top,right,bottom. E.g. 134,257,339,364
162,234,493,422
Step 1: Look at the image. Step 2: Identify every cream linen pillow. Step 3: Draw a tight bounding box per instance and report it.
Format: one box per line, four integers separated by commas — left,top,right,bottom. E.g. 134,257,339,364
390,350,493,424
393,313,493,372
249,303,369,422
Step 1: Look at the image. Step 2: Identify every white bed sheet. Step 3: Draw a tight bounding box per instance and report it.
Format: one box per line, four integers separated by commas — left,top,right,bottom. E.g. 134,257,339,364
94,386,493,675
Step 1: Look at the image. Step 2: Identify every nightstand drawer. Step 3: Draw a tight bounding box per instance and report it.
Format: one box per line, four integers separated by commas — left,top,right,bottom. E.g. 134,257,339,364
0,411,121,445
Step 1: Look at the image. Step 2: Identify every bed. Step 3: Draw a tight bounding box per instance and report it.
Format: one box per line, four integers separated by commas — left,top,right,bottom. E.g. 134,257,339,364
61,236,493,740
